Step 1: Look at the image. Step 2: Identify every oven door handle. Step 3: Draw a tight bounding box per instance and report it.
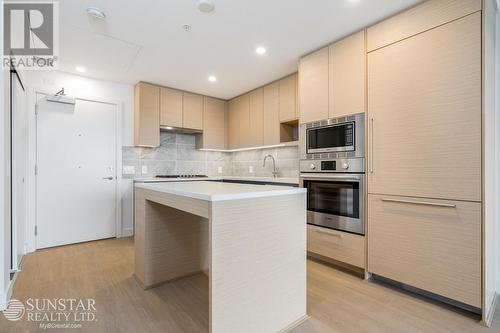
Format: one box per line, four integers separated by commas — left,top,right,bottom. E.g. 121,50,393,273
300,174,362,182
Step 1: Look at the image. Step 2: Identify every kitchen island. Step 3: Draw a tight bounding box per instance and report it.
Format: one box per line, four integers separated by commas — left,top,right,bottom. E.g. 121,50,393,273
134,181,307,333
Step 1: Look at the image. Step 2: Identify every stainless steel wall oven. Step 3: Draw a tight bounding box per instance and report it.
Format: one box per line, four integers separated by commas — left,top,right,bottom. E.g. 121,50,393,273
299,113,365,235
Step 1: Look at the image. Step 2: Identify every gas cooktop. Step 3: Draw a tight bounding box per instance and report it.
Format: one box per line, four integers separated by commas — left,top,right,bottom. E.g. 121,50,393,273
155,175,208,178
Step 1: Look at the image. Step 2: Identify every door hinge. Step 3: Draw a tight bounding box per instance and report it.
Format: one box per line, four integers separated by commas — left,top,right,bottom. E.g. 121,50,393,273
35,165,38,175
35,226,37,236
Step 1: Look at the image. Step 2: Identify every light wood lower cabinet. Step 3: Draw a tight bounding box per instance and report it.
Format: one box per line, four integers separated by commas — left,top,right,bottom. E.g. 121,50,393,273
307,225,365,269
367,194,481,308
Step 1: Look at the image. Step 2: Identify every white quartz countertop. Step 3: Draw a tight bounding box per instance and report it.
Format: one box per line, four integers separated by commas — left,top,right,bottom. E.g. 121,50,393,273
134,176,299,185
135,181,306,202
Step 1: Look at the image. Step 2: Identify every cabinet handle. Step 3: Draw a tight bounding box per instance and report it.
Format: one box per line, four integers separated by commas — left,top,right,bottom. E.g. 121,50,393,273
381,198,456,208
316,229,342,238
369,117,374,174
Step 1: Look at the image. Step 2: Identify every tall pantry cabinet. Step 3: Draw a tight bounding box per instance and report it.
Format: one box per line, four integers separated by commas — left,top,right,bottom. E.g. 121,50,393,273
366,1,482,309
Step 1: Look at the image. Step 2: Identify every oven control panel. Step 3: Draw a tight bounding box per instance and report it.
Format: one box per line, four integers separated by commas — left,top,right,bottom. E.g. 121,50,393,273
321,161,337,170
300,158,365,173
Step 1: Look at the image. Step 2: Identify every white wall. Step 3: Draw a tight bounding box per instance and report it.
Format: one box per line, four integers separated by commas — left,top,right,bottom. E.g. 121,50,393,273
24,71,135,238
25,71,134,145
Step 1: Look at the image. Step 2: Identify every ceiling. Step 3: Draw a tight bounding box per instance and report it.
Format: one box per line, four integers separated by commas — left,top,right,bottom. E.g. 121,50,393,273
58,0,423,100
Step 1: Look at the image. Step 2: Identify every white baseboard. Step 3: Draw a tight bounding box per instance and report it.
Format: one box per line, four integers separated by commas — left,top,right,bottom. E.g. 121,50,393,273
0,291,5,311
485,292,500,327
0,278,15,311
121,227,134,237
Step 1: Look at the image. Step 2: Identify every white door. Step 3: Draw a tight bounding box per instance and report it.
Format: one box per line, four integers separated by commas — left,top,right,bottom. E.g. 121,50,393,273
12,74,27,269
36,95,117,249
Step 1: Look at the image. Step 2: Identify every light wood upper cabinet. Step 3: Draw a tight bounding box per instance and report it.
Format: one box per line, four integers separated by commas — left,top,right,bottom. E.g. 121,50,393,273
368,194,481,307
160,87,183,128
134,82,160,147
298,47,329,123
329,31,365,118
279,74,298,122
227,99,240,149
249,89,264,147
237,94,251,148
182,92,203,130
263,82,280,146
197,97,226,150
367,13,481,202
367,0,481,52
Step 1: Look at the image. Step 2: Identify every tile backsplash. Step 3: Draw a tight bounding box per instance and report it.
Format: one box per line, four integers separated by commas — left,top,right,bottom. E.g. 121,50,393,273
122,132,299,179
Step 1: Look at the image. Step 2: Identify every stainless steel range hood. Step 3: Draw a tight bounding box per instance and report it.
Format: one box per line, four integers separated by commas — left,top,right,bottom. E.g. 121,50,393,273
160,126,202,134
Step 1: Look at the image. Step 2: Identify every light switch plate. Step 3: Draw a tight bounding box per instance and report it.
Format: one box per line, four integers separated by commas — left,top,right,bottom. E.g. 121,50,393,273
141,165,148,174
217,166,223,174
249,165,254,173
123,165,135,175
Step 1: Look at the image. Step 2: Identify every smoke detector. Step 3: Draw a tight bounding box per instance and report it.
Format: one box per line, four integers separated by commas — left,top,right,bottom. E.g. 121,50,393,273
86,7,106,20
197,0,215,13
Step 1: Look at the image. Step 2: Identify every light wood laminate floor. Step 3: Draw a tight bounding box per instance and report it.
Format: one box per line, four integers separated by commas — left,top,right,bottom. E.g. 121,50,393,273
0,237,498,333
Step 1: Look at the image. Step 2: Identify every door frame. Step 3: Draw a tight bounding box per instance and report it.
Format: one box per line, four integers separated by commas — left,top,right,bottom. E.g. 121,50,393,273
26,87,123,252
10,69,27,271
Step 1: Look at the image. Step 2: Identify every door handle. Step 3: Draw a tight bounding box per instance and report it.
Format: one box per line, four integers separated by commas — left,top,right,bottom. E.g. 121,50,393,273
102,176,114,180
369,117,374,173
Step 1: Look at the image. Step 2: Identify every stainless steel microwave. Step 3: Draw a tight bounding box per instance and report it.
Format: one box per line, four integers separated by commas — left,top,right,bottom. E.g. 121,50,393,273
299,113,365,160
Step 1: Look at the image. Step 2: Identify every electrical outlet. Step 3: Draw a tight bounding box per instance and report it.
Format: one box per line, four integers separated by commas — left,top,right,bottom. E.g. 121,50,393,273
249,165,254,173
217,166,223,174
123,165,135,175
141,165,148,175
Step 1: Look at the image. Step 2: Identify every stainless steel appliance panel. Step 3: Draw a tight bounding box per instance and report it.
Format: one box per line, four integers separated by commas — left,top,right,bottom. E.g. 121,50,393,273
300,158,365,173
300,173,365,235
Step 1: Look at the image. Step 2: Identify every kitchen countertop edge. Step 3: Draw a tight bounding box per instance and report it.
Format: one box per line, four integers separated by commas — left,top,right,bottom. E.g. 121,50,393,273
135,181,306,202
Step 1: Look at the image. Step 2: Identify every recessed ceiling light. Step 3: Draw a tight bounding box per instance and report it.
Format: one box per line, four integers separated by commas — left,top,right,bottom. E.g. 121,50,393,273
197,0,215,13
75,66,86,73
86,7,106,20
256,47,267,55
208,75,217,82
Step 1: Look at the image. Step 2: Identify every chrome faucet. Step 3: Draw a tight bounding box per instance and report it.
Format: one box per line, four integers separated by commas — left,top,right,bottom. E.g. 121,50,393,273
263,154,279,178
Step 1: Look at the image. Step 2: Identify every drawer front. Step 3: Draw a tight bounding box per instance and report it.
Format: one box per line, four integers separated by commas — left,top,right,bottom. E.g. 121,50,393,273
368,194,481,307
307,225,365,268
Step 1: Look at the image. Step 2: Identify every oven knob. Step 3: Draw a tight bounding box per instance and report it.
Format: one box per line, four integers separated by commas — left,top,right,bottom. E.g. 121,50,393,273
310,163,316,170
342,162,350,170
